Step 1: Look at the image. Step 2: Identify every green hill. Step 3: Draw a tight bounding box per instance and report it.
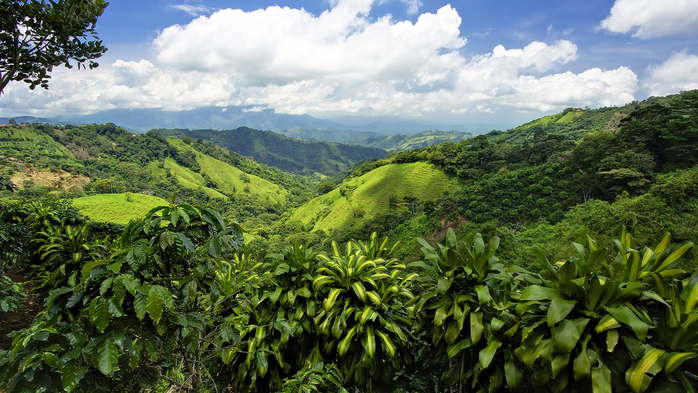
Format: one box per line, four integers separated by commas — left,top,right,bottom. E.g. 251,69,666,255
345,130,473,151
152,127,386,175
73,193,167,225
487,91,696,144
289,161,460,233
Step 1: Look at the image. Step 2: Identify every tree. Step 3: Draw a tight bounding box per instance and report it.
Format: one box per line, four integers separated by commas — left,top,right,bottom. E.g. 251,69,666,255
0,0,109,95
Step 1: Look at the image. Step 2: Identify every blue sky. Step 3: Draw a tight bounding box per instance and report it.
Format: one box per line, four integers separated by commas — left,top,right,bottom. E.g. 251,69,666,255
2,0,698,129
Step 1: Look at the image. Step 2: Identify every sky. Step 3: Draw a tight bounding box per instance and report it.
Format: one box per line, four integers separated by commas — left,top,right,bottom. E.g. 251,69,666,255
1,0,698,129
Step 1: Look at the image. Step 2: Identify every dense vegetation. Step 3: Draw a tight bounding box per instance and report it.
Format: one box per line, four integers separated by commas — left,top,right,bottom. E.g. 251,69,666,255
1,90,697,392
344,130,474,152
152,127,387,176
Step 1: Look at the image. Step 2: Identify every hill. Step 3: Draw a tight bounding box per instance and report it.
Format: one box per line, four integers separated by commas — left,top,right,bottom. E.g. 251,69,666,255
487,91,693,144
287,161,460,235
72,193,168,225
152,127,386,176
0,123,315,228
344,129,473,152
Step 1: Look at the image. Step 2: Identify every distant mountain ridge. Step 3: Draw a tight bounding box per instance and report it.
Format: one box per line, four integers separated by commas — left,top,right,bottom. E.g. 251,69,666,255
153,127,387,176
1,106,483,134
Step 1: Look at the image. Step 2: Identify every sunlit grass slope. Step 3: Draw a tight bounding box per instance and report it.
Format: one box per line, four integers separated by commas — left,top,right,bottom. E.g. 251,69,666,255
73,193,167,225
164,139,289,202
290,162,460,232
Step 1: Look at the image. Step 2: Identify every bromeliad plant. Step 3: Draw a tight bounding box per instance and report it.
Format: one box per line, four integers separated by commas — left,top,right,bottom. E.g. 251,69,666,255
220,240,322,392
410,228,534,392
312,233,417,391
514,228,694,392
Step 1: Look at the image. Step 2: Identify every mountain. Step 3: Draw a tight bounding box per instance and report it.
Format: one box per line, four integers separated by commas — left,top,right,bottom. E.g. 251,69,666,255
1,106,488,135
152,127,387,176
274,127,379,142
344,129,474,151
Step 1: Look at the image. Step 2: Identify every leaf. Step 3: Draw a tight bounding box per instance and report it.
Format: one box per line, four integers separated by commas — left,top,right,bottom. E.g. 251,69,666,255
361,326,376,359
134,293,147,320
97,338,119,375
479,337,502,369
376,330,396,358
352,281,367,302
471,311,483,344
605,306,650,341
626,348,665,393
338,326,357,356
61,361,86,393
446,337,472,358
520,285,558,301
552,318,589,354
147,286,166,324
655,242,693,272
475,285,491,306
591,364,612,393
90,297,110,332
664,352,697,373
324,288,342,313
504,359,523,391
548,295,576,327
175,232,195,252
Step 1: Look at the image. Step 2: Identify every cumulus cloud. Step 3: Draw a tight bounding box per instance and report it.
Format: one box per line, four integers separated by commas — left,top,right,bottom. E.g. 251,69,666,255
643,52,698,96
600,0,698,38
0,0,640,120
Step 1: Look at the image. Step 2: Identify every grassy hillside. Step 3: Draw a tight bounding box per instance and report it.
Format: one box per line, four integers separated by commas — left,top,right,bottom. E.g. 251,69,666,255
165,139,289,202
73,193,167,225
153,127,386,176
289,162,460,233
345,130,473,151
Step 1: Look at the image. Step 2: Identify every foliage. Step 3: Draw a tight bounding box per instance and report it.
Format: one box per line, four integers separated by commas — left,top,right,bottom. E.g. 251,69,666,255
0,0,108,94
152,127,387,176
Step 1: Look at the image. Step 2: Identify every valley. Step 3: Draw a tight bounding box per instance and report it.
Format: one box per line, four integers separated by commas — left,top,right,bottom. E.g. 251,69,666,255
1,90,698,392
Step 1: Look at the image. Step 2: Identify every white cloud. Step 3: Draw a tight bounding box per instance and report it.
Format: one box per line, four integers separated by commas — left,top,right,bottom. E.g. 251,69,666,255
600,0,698,38
643,52,698,96
379,0,423,15
170,4,212,16
0,0,640,121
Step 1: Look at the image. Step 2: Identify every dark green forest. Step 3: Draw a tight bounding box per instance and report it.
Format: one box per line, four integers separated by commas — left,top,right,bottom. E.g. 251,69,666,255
1,90,698,392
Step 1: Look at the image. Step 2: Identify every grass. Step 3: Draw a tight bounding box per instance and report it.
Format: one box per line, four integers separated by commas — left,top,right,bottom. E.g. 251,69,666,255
290,162,461,232
73,193,168,225
166,139,289,203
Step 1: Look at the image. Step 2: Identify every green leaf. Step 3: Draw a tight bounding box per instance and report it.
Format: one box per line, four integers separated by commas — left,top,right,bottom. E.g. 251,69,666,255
90,297,110,332
352,281,367,302
338,326,357,356
655,242,693,272
375,330,396,358
97,338,119,375
361,326,376,359
475,285,491,306
447,337,472,358
592,364,612,393
520,285,558,301
605,306,650,341
504,360,523,391
479,337,502,369
664,352,697,373
471,311,483,344
445,320,461,345
134,293,147,320
61,361,86,393
552,318,589,354
626,348,665,393
324,288,342,313
548,295,575,327
147,286,166,324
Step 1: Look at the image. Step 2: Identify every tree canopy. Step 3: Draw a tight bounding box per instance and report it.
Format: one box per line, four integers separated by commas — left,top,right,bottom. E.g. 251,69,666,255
0,0,108,94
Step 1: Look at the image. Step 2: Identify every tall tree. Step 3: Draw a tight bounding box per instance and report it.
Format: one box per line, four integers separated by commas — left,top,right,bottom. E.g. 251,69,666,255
0,0,108,94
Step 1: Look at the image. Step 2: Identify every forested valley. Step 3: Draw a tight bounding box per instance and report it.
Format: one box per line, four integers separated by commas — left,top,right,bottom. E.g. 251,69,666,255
1,90,697,392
